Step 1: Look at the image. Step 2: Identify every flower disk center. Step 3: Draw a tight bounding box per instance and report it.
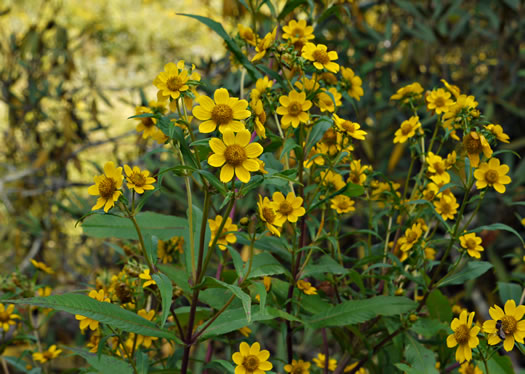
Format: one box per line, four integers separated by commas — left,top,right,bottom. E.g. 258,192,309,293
243,355,260,371
98,177,117,199
224,144,247,167
434,96,445,107
142,117,155,128
464,136,481,154
501,315,517,335
322,129,338,145
288,102,303,116
466,238,477,249
485,170,499,184
401,122,413,135
263,207,276,223
130,172,146,187
312,49,330,65
211,104,234,125
0,312,9,322
278,201,294,216
167,76,184,92
454,324,470,345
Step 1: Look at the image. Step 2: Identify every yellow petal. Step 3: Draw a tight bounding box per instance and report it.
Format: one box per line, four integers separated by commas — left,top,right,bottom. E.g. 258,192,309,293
199,120,216,133
209,138,226,154
243,159,260,172
503,335,515,351
236,130,252,147
214,88,230,104
239,342,250,356
235,165,251,183
208,154,226,167
223,130,235,146
220,164,234,182
193,105,212,121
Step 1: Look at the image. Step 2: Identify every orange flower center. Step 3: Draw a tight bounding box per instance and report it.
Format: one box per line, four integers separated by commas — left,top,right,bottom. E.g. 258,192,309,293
465,238,477,250
262,207,276,223
278,201,294,216
292,27,304,37
322,129,338,146
167,76,184,92
349,172,361,184
292,367,305,374
433,161,445,174
98,176,117,199
434,96,445,107
401,122,413,135
501,315,517,335
439,201,451,215
337,200,351,210
312,49,330,65
141,117,155,128
485,170,499,184
211,104,234,125
0,311,10,323
224,144,247,166
129,172,146,187
454,324,470,345
464,135,481,154
258,110,266,124
342,121,356,133
406,231,418,243
243,355,260,371
287,101,303,116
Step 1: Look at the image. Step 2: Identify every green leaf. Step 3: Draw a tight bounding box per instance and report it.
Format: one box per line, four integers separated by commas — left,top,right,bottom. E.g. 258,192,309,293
198,308,274,339
305,117,332,156
438,261,493,287
487,353,515,374
278,0,307,19
152,273,173,327
303,296,417,329
157,264,191,294
302,255,347,277
471,223,525,247
207,277,252,323
252,281,267,314
8,294,180,342
228,246,245,279
402,335,438,374
205,360,235,373
69,348,133,374
196,169,228,196
497,282,522,305
246,252,289,279
410,318,448,338
82,212,187,241
425,289,452,323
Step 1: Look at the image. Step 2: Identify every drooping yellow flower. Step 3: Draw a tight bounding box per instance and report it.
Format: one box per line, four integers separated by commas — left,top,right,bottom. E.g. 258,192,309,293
458,363,483,374
75,289,110,331
441,79,461,98
446,310,480,362
434,193,459,221
238,24,257,46
422,182,440,201
333,114,367,140
426,152,451,184
317,128,343,156
294,76,320,93
284,359,311,374
398,223,423,252
252,28,277,62
442,95,478,136
341,67,364,101
194,88,251,134
87,330,101,353
330,195,355,214
302,43,339,73
139,269,156,288
463,132,492,168
208,129,263,183
271,192,306,224
313,353,337,371
348,159,369,186
31,259,54,274
33,345,62,364
483,299,525,352
393,116,421,144
282,19,314,49
474,158,511,194
344,363,369,373
154,61,189,100
232,342,273,374
320,170,346,192
136,309,158,348
485,124,509,143
134,106,159,139
157,236,184,264
316,87,342,113
0,304,20,332
124,165,156,194
424,246,436,260
252,99,267,139
426,88,454,114
258,195,284,237
239,326,252,337
459,233,484,259
276,90,312,129
255,76,273,93
390,82,424,101
209,215,238,250
87,162,124,213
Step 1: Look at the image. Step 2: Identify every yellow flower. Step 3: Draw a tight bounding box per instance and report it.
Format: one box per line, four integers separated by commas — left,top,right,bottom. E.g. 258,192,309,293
458,362,483,374
434,193,459,221
462,131,492,168
271,192,306,224
75,290,110,331
139,269,156,288
282,19,314,48
297,279,317,295
209,215,238,250
232,342,273,374
252,27,277,62
255,76,274,93
302,43,339,73
441,78,461,98
208,129,263,183
341,67,364,101
0,304,20,332
317,128,343,156
31,259,54,274
483,299,525,352
422,182,440,201
284,359,311,373
393,116,421,144
238,24,257,46
194,88,251,134
157,236,184,264
252,99,267,139
344,362,369,373
136,309,158,348
134,106,159,139
33,345,62,364
348,160,369,186
443,95,478,135
424,246,436,260
313,353,337,371
320,170,346,192
124,165,156,194
276,90,312,129
485,124,509,143
398,223,423,252
87,330,101,353
263,276,272,291
390,82,424,101
426,88,454,114
239,326,252,337
37,286,52,297
474,157,511,194
294,76,320,93
316,87,342,113
87,161,124,213
154,61,189,100
330,195,355,214
459,233,484,259
258,195,284,237
426,152,451,184
446,310,480,362
333,114,367,140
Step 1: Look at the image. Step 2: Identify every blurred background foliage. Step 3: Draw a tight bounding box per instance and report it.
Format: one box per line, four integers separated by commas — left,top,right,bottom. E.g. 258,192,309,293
0,0,524,358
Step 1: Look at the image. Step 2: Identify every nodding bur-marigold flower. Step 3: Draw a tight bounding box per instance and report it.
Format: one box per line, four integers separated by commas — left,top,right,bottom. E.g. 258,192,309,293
32,345,62,364
134,106,159,139
398,223,423,252
276,90,312,129
284,359,311,373
341,67,364,101
426,152,451,184
208,215,238,250
333,114,367,140
154,61,189,100
330,195,355,214
252,27,277,62
232,342,273,374
282,19,314,50
302,43,339,73
462,131,492,168
348,160,369,186
393,116,421,144
31,259,54,274
0,304,20,332
313,353,337,371
207,129,263,183
483,299,525,352
390,82,424,101
297,279,317,295
434,193,459,221
317,87,342,113
136,309,158,348
238,326,252,337
485,124,510,143
124,165,156,194
251,99,267,139
75,290,110,331
441,78,461,98
474,157,511,194
257,195,284,237
238,24,257,46
425,88,454,114
194,88,251,134
88,162,124,213
139,269,156,288
446,310,480,362
459,363,483,374
271,191,305,224
459,233,484,259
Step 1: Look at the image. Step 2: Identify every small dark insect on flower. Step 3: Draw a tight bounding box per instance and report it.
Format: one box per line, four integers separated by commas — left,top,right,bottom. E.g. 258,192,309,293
496,320,506,340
